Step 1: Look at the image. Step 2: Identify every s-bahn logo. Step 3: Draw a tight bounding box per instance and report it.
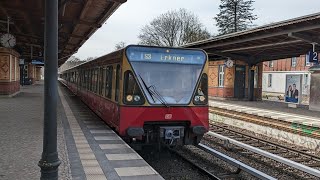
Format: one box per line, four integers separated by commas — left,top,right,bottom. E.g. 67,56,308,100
165,114,172,119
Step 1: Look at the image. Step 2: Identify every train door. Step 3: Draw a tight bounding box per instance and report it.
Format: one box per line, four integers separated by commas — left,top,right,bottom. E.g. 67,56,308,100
113,64,121,129
234,65,246,99
83,69,90,102
77,70,81,96
102,66,113,125
76,71,79,95
97,67,105,116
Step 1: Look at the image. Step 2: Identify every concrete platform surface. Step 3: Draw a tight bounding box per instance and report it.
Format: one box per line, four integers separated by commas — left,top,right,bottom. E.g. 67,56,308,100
209,100,320,128
0,81,163,180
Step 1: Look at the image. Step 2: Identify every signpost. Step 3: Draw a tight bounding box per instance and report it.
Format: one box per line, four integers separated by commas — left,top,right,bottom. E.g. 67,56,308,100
308,50,318,64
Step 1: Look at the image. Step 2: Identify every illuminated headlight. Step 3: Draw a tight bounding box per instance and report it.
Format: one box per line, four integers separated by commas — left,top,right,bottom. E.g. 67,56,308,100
194,96,200,102
134,95,141,102
200,96,206,102
126,95,133,102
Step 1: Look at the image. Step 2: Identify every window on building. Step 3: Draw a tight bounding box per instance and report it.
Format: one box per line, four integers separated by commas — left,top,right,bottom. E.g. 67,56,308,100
291,57,297,67
269,61,273,67
218,65,225,87
268,74,272,87
305,54,310,66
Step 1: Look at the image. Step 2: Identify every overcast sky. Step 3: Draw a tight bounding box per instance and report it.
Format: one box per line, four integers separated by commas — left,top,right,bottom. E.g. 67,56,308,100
73,0,320,60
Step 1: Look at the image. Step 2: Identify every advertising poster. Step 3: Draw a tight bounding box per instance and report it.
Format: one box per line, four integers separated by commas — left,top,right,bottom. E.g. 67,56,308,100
285,74,302,104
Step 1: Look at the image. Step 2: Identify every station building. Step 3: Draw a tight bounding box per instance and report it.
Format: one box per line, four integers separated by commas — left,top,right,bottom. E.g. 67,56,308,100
185,12,320,103
0,47,43,96
262,54,315,104
0,48,20,96
207,60,262,100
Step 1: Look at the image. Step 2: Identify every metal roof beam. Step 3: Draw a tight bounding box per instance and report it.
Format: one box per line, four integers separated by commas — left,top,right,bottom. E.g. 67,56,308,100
208,51,249,61
0,6,22,34
107,0,127,3
198,24,320,49
59,18,101,28
256,53,304,62
288,32,320,45
221,40,303,53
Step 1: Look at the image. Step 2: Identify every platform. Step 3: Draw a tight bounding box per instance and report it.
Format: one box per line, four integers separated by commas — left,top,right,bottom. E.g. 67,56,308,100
209,99,320,128
0,81,163,180
209,99,320,151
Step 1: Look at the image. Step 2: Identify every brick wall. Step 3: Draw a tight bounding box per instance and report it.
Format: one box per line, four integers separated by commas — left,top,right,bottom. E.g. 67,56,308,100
263,55,310,72
208,60,262,100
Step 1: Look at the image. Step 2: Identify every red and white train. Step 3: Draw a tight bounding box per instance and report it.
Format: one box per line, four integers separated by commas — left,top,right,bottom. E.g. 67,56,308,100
59,45,209,146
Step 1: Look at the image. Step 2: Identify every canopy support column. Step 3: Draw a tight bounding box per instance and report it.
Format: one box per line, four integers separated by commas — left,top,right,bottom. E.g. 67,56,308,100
38,0,61,179
248,64,255,101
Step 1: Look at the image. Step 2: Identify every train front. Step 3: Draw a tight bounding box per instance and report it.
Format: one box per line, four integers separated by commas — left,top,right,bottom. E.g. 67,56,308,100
120,45,208,146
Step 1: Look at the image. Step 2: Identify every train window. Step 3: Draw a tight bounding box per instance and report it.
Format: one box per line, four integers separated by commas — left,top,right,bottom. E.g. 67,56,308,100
89,69,92,91
76,71,79,84
115,64,120,102
96,68,99,93
98,68,104,95
92,69,94,91
87,70,89,90
94,69,97,92
123,71,145,105
83,70,87,89
193,73,208,105
80,71,82,86
86,70,89,90
92,69,95,92
105,66,113,99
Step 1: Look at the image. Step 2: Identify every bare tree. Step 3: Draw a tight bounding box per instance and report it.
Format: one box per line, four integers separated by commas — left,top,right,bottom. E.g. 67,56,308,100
84,57,96,61
115,41,126,50
59,56,98,72
138,8,211,47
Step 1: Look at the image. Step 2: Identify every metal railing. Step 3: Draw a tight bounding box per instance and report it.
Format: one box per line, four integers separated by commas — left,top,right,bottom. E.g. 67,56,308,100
197,143,276,180
207,131,320,178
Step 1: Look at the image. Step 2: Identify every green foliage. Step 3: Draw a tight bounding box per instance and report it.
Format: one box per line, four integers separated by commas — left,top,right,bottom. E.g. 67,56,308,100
215,0,257,35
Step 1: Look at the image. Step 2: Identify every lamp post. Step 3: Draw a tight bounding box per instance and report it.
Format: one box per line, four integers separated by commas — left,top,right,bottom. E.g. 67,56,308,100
38,0,61,179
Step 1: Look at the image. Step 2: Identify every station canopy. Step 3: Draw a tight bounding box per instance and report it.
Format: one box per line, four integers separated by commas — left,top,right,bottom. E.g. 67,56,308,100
185,12,320,65
0,0,126,66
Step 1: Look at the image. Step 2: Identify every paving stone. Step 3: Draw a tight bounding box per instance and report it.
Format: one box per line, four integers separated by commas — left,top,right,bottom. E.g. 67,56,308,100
114,166,158,176
106,153,142,160
94,136,120,140
0,82,71,180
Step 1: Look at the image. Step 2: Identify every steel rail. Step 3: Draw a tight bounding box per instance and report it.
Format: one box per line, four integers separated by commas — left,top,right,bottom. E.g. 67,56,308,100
207,131,320,178
210,124,320,161
196,143,276,180
166,147,220,180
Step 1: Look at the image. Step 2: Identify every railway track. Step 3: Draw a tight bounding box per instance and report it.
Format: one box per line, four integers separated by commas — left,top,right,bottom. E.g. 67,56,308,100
208,123,320,178
209,108,320,139
167,147,220,180
167,144,276,180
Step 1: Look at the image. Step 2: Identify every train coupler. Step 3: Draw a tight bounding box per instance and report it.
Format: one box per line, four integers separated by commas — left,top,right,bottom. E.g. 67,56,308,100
159,126,185,145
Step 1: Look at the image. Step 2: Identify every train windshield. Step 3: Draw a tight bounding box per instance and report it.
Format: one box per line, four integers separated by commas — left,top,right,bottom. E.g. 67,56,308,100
126,46,207,105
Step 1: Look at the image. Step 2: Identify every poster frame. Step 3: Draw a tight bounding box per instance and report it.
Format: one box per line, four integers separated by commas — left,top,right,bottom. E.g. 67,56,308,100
285,74,302,105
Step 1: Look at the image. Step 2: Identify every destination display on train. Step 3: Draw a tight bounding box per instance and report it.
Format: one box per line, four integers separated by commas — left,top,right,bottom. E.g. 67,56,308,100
126,46,206,65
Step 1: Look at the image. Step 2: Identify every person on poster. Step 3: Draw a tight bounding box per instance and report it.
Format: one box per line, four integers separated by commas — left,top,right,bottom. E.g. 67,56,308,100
285,84,298,103
286,85,292,97
292,84,299,100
